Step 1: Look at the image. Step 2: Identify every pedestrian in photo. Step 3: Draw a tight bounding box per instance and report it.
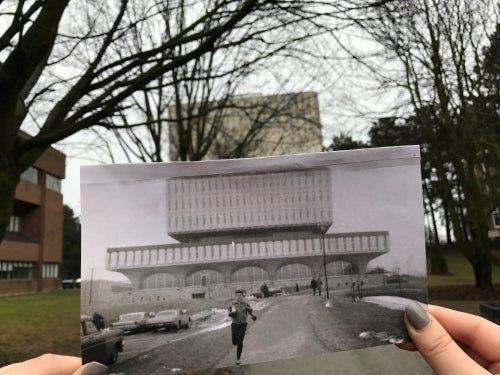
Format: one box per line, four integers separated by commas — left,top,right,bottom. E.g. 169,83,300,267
260,282,270,298
310,277,318,296
228,289,257,365
92,312,105,331
317,277,323,296
295,283,299,293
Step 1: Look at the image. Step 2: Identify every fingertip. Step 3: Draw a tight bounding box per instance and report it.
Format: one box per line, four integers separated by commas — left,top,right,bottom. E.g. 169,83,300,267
405,302,430,331
73,362,108,375
403,304,490,374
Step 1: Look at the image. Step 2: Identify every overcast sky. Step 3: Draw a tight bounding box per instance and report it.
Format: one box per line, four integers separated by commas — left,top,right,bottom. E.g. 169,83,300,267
80,146,426,283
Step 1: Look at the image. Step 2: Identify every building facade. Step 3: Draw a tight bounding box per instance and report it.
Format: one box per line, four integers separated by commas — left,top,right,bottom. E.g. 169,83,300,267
168,91,323,160
106,169,389,297
0,144,65,294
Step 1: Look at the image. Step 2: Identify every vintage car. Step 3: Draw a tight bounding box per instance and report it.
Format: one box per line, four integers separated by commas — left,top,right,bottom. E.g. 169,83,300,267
146,309,191,331
268,287,284,297
109,312,149,334
81,315,123,365
62,278,81,289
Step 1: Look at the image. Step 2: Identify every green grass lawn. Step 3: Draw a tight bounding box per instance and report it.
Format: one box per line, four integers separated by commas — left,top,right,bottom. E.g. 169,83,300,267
428,248,500,286
0,289,80,366
428,247,500,314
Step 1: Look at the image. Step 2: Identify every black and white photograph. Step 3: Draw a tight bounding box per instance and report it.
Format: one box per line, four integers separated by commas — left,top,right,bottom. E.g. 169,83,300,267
80,146,427,374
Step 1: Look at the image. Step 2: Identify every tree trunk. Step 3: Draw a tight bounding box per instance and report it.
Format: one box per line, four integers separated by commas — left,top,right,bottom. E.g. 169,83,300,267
0,166,20,242
472,250,493,290
424,182,440,245
443,203,452,245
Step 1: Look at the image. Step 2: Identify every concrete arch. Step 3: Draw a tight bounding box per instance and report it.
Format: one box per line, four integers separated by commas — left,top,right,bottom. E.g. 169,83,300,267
324,260,358,276
230,265,269,283
184,265,226,280
142,272,179,289
275,262,314,281
186,269,225,287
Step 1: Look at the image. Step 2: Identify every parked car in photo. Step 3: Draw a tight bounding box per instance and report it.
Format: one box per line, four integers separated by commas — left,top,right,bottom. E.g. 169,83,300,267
81,315,123,365
109,312,148,334
250,292,264,298
268,287,284,297
146,309,191,331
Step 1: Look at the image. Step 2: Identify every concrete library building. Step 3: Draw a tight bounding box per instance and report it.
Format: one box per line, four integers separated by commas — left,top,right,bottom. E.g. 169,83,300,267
106,168,389,299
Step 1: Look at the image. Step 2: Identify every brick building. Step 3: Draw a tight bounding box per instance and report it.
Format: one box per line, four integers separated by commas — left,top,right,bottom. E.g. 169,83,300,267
0,143,65,294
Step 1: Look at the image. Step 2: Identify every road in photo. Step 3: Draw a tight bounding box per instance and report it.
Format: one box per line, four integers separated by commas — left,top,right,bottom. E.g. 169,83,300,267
217,294,328,367
108,292,410,374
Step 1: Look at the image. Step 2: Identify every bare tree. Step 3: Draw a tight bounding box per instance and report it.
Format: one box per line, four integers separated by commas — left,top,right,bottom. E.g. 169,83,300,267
352,0,499,288
0,0,274,241
0,0,398,241
82,1,394,164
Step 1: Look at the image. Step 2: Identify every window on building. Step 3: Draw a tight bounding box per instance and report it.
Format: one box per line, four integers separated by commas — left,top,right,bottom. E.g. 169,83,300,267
7,216,22,232
20,167,39,184
0,262,36,279
45,174,61,192
42,263,59,278
493,209,500,229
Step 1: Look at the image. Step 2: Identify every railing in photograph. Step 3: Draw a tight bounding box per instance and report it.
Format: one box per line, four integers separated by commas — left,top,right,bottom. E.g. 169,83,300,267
106,231,389,270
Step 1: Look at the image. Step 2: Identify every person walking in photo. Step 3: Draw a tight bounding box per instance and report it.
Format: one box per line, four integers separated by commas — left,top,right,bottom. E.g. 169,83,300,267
317,277,323,296
260,282,270,298
310,277,318,296
92,312,105,330
228,290,257,365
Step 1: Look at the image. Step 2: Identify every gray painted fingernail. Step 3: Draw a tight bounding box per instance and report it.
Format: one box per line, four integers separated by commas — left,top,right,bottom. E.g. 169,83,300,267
405,302,430,330
82,362,108,375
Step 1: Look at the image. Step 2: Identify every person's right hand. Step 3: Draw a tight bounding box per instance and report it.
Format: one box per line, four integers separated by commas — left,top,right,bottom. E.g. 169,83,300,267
398,303,500,374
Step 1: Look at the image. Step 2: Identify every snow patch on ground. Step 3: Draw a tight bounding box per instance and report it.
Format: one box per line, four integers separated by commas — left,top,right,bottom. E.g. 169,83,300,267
359,330,404,344
361,296,426,311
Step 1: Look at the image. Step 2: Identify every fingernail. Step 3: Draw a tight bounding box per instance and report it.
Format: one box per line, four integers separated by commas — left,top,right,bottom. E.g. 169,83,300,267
82,362,108,375
405,302,430,330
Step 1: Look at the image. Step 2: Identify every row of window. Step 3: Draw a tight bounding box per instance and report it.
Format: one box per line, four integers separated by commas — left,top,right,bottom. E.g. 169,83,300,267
109,235,387,268
20,167,62,192
0,262,59,280
167,170,330,194
168,207,331,230
168,190,329,211
0,262,36,280
42,263,59,278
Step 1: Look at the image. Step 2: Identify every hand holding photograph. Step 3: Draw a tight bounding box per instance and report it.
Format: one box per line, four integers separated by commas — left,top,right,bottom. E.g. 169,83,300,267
80,146,427,374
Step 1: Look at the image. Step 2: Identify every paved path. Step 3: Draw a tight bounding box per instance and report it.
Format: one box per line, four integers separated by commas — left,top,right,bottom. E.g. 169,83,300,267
217,295,329,367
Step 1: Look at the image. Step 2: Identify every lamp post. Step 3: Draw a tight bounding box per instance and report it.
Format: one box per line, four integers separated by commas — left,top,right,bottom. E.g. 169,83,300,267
88,268,94,306
320,226,330,300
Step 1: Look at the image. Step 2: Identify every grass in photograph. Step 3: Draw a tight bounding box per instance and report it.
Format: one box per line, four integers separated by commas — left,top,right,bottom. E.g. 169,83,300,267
0,289,80,366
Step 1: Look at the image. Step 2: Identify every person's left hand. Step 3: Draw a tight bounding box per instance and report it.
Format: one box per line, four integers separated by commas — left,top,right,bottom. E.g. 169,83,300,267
0,354,107,375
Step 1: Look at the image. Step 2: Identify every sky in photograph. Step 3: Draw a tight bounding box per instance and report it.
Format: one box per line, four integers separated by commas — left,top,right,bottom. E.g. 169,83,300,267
80,146,426,283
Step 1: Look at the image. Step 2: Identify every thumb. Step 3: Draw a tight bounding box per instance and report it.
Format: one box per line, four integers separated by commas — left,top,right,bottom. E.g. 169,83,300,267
404,302,489,375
